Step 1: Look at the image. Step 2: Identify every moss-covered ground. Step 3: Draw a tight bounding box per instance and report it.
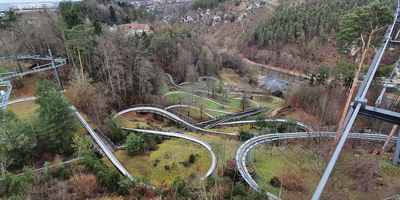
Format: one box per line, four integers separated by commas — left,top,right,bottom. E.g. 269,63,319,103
113,138,211,186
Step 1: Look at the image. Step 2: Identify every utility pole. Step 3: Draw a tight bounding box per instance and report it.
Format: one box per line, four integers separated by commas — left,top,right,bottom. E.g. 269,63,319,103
48,48,64,91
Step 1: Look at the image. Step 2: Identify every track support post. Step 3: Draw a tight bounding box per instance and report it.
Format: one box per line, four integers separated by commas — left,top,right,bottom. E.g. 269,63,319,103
48,48,64,91
393,129,400,165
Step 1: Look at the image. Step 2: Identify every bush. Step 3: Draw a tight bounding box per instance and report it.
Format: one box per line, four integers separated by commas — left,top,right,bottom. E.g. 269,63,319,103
69,174,100,197
188,154,196,163
117,177,135,195
104,116,127,143
172,178,192,198
52,166,72,180
270,172,305,192
125,134,145,156
164,165,171,171
0,171,30,197
234,0,241,6
238,130,254,142
97,169,120,192
191,0,224,9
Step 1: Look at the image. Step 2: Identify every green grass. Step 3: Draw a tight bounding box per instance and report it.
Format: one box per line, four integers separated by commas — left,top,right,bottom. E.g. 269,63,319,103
163,89,285,119
185,132,241,170
117,113,243,173
171,107,212,121
164,91,247,112
113,138,211,186
248,146,298,196
248,145,400,199
7,101,39,121
165,92,233,110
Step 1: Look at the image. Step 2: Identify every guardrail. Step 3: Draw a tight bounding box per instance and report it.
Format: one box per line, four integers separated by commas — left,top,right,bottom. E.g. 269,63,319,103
114,105,238,136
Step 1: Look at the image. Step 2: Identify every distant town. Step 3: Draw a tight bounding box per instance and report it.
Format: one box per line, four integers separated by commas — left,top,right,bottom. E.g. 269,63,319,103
0,0,191,11
0,0,82,11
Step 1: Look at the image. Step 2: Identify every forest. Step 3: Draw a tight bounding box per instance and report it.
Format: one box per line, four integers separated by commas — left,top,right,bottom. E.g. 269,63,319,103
249,0,396,49
0,0,399,199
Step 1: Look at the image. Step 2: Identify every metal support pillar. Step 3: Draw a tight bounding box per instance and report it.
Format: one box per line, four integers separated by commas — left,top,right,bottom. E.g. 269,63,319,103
15,56,23,74
312,2,400,198
393,129,400,165
48,48,64,91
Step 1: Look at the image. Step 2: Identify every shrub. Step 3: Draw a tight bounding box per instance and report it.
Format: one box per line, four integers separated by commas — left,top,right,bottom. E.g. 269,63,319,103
172,178,191,198
104,115,127,143
125,134,145,156
270,172,305,192
234,0,241,6
117,177,135,195
97,169,120,192
188,154,196,163
164,165,171,171
52,166,72,180
69,174,100,197
238,130,254,142
0,171,30,197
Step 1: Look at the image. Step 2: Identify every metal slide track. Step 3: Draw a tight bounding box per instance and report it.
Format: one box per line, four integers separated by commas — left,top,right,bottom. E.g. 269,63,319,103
313,1,400,198
236,132,399,200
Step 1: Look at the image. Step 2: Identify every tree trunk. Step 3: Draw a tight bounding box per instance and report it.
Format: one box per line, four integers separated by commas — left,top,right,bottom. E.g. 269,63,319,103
381,125,399,153
334,32,373,144
78,49,84,83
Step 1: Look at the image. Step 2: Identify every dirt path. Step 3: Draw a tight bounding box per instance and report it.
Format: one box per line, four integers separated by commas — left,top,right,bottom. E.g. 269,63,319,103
241,56,309,79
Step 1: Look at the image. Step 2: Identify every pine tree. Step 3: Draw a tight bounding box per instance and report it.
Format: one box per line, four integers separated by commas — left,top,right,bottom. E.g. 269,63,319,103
125,134,145,156
109,5,117,23
0,110,36,167
34,81,77,154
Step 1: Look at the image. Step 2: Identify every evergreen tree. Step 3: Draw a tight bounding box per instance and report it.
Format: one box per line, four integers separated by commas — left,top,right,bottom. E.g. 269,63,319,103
34,81,76,154
109,5,117,23
250,0,395,48
59,2,83,28
125,134,145,156
0,110,36,167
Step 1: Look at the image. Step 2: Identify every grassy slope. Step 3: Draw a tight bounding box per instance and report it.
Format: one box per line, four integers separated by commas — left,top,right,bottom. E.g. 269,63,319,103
117,114,242,174
113,138,211,186
7,100,39,121
185,131,240,170
249,145,400,199
171,107,213,121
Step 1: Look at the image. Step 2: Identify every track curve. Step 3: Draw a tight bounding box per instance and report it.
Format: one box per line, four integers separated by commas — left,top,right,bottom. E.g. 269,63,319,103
165,104,216,119
114,105,237,136
236,132,398,199
163,91,231,108
121,128,217,180
216,119,312,132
